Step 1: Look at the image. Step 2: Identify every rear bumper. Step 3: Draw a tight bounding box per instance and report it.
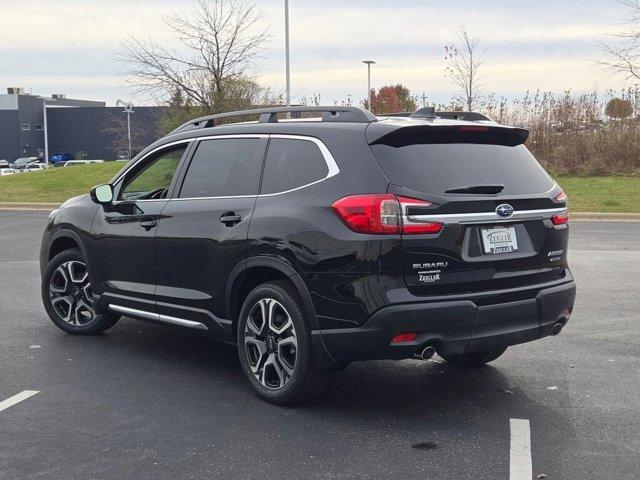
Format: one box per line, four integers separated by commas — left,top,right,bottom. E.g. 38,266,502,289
312,279,576,366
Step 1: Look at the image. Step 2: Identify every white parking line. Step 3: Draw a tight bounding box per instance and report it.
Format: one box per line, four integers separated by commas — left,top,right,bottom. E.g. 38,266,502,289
0,390,39,413
510,418,532,480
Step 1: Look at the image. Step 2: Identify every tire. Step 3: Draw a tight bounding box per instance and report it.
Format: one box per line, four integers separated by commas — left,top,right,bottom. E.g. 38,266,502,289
41,248,120,335
237,281,328,405
440,347,507,367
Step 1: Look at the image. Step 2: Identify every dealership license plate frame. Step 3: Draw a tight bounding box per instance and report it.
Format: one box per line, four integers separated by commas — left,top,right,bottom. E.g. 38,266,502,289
480,225,519,255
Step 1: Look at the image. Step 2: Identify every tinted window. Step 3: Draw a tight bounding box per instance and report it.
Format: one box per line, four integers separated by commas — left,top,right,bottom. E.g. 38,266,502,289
370,143,553,195
121,146,185,200
261,139,329,194
180,138,262,198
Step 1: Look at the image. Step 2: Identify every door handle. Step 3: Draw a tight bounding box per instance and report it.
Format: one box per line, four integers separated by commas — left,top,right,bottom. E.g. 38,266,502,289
220,212,241,226
140,220,158,231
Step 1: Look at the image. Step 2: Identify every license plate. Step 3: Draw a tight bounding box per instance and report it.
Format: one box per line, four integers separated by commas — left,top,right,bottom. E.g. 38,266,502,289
480,226,519,254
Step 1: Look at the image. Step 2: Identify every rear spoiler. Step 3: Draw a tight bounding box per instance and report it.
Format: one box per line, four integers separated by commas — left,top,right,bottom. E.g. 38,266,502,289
383,109,493,122
370,125,530,148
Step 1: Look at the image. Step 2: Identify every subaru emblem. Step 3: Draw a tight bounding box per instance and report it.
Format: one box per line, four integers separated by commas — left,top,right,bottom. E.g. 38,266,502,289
496,204,514,218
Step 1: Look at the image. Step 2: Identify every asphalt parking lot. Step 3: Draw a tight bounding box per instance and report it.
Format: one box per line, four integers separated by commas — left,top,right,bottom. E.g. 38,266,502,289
0,210,639,480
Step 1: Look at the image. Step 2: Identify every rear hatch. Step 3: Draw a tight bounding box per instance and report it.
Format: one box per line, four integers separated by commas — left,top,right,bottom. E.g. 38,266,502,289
367,121,569,296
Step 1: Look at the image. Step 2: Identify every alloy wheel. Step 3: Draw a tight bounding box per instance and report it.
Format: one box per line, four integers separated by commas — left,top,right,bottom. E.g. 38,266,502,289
49,260,96,326
244,298,298,390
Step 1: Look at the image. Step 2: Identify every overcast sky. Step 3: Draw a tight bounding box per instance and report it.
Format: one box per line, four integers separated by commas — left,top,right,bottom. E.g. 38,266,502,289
0,0,632,106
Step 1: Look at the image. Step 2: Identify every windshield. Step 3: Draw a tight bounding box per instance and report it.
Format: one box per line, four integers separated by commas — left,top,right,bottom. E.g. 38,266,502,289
370,143,554,195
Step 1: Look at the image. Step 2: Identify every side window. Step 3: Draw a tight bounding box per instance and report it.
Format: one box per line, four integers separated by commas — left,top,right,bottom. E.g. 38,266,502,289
120,146,186,200
261,139,329,195
179,138,262,198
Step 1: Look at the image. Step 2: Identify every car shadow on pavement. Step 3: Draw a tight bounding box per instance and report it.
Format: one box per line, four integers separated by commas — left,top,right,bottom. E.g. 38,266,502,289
54,319,542,416
36,318,578,479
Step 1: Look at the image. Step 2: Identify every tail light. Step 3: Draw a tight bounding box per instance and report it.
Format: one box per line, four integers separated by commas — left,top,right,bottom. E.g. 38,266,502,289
551,210,570,225
331,194,399,234
554,190,568,203
332,194,443,235
551,190,569,225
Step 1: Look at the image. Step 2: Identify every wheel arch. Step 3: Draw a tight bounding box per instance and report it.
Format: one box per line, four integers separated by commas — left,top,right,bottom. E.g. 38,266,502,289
48,229,87,261
226,256,319,331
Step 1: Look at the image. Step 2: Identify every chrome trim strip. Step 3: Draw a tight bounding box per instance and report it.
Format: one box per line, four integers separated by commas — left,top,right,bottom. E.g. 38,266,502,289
170,194,256,202
108,304,209,331
258,134,340,197
406,207,567,225
114,134,338,202
111,138,194,185
158,312,209,330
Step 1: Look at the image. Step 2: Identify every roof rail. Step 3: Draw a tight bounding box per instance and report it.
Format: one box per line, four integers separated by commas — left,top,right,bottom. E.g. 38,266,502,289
170,106,377,134
381,110,492,122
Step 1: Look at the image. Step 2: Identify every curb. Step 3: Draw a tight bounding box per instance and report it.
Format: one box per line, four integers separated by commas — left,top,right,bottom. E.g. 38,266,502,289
0,202,60,211
571,212,640,222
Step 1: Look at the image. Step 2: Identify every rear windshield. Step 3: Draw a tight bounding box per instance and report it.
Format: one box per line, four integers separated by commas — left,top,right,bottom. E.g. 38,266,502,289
370,143,554,195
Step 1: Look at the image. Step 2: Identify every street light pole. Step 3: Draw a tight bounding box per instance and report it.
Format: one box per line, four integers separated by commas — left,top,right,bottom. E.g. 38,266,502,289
362,60,375,110
117,100,134,159
285,0,291,107
124,105,135,159
42,101,49,167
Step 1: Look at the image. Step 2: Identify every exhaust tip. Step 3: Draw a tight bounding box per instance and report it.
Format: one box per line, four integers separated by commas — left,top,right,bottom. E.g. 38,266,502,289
420,346,436,360
551,323,564,336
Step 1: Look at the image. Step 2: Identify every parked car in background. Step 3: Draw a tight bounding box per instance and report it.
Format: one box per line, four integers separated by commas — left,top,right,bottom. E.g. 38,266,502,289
10,157,38,169
0,168,16,176
20,163,47,172
62,160,105,167
51,153,74,165
0,159,9,168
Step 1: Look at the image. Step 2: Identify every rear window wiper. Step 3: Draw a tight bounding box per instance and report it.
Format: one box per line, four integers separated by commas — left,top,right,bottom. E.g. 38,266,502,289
445,184,505,194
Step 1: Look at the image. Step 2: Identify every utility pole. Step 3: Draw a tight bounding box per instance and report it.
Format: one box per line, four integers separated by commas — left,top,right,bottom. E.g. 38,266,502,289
421,92,428,108
362,60,375,110
285,0,291,107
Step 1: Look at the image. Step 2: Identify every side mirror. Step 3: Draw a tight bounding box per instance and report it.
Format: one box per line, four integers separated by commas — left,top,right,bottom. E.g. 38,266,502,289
90,184,114,205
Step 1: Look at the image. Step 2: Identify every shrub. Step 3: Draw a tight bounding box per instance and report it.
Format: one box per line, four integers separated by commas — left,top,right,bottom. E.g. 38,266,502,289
472,89,640,175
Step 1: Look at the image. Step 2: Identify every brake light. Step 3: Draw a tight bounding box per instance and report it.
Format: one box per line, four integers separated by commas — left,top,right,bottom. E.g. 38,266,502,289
332,195,443,235
554,190,568,203
458,126,490,132
551,210,570,225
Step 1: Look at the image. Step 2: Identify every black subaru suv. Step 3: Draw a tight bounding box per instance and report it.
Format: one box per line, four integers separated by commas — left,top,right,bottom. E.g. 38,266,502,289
40,106,576,405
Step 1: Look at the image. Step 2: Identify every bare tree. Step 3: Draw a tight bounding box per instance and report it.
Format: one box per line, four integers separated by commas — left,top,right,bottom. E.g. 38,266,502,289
444,27,486,111
116,0,270,109
599,0,640,81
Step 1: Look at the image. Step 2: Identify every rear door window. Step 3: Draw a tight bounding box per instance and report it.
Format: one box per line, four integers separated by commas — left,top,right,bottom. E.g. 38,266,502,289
261,138,329,194
179,138,263,198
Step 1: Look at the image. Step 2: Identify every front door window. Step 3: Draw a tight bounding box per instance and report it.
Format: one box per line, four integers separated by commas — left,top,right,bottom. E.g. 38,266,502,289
120,146,186,201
